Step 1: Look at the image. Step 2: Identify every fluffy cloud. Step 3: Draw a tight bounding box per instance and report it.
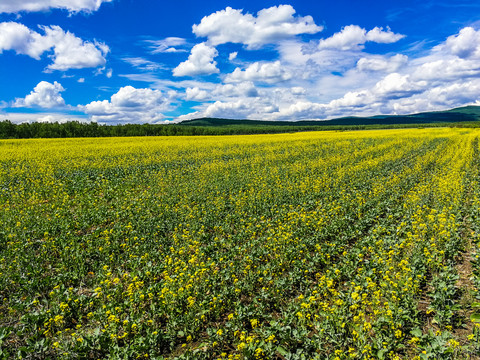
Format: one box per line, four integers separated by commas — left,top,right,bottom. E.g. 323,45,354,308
310,73,426,116
269,68,477,121
318,25,404,51
185,87,209,101
412,58,480,82
82,86,174,123
278,40,358,76
0,22,109,71
376,79,480,115
326,90,374,110
413,80,480,108
179,86,313,121
196,99,279,120
0,0,112,13
225,61,292,84
357,54,408,72
373,73,426,99
291,87,306,95
186,82,259,102
443,27,480,59
398,27,480,87
0,22,50,59
213,82,259,98
365,27,405,43
45,27,109,71
14,81,65,108
192,5,322,49
180,85,314,121
271,101,326,120
173,43,219,77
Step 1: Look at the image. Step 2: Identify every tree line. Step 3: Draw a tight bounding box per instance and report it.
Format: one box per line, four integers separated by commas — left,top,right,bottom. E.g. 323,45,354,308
0,120,347,138
0,119,477,139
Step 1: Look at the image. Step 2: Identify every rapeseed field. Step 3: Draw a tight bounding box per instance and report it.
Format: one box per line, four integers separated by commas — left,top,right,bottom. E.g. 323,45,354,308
1,128,480,359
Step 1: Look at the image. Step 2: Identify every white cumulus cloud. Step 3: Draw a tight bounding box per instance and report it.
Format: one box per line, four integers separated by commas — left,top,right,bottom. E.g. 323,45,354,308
173,43,219,77
192,5,322,49
45,26,109,71
443,27,480,59
200,99,279,119
214,82,259,98
365,27,405,43
185,87,209,101
318,25,404,51
225,61,292,84
14,81,65,108
82,86,175,123
0,22,109,71
183,82,259,103
412,58,480,82
0,0,112,13
373,73,426,99
357,54,408,72
0,22,51,59
272,101,326,120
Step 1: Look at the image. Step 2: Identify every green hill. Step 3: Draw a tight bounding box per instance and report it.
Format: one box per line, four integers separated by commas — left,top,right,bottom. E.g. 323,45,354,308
179,105,480,127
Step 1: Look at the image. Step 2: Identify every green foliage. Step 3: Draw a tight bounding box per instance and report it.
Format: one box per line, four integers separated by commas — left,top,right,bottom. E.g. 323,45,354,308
1,105,480,139
1,129,480,359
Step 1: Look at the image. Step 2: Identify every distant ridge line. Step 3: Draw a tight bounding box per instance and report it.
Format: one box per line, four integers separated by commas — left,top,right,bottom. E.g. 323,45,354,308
179,105,480,127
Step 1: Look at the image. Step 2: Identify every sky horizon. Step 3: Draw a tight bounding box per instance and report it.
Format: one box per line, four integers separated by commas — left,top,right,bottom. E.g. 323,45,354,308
1,0,480,124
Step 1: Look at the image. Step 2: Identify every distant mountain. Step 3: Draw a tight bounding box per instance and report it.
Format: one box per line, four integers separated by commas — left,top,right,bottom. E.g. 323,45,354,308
179,105,480,127
444,105,480,116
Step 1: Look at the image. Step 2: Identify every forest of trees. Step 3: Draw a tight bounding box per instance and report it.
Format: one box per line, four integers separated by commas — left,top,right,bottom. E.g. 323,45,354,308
0,119,370,138
0,118,478,139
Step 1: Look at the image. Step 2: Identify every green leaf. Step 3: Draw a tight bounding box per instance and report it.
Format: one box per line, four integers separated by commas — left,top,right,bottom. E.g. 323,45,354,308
276,346,289,356
471,302,480,308
411,328,423,337
471,313,480,322
377,349,388,359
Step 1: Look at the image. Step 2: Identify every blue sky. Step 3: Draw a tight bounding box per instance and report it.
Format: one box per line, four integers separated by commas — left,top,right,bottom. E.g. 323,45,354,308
1,0,480,123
